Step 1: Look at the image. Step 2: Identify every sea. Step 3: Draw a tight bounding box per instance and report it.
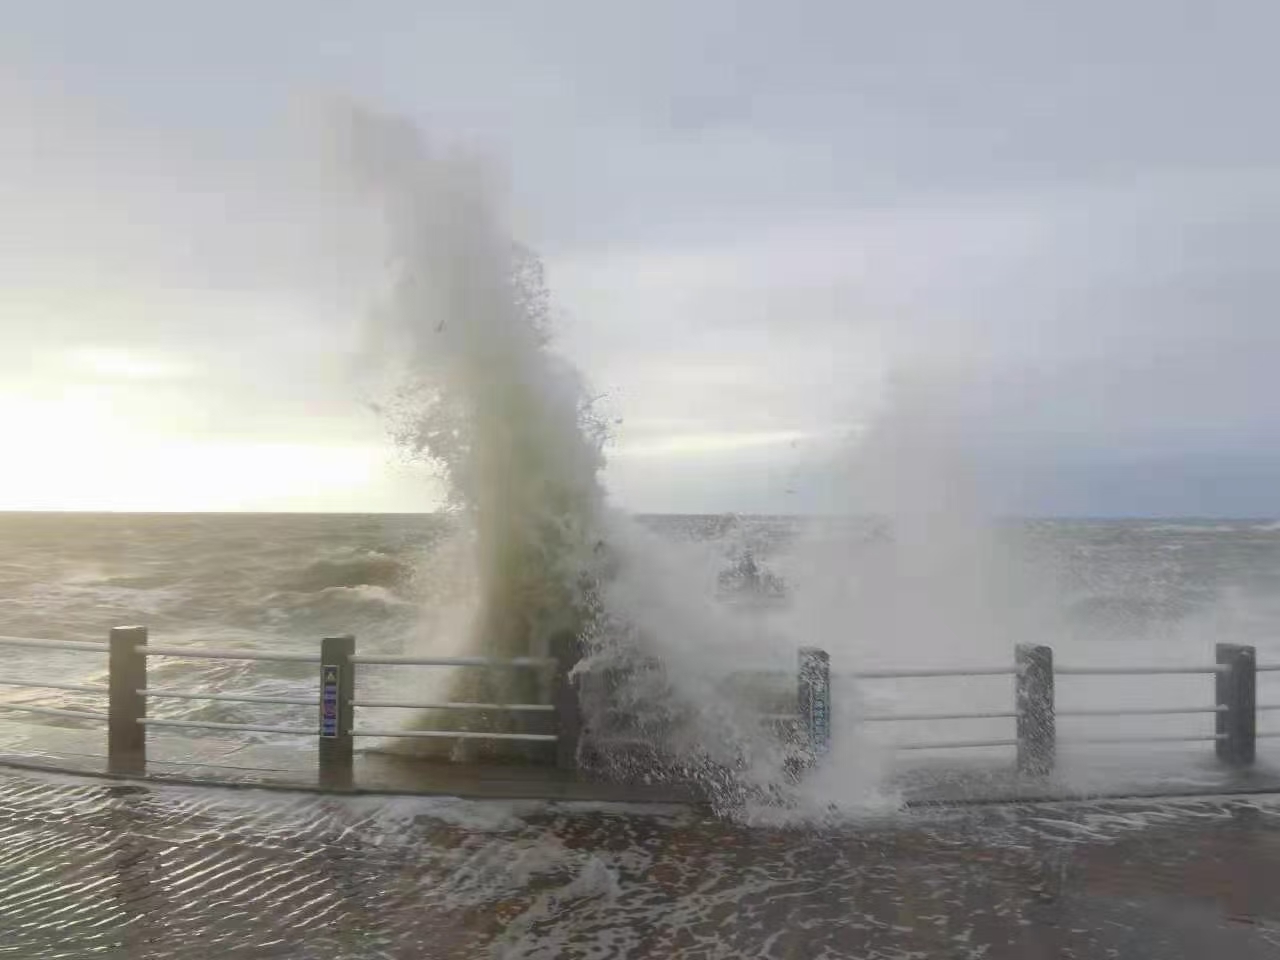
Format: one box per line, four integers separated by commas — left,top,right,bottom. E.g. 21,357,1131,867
3,511,1280,755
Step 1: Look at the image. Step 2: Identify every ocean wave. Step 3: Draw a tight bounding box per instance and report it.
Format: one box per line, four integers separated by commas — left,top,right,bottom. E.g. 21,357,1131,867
282,552,410,594
48,581,188,616
315,584,418,609
1145,523,1241,534
259,583,420,631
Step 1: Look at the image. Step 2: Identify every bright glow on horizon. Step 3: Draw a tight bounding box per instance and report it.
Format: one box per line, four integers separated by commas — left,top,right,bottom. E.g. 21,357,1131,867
0,388,431,511
0,382,828,513
0,436,400,512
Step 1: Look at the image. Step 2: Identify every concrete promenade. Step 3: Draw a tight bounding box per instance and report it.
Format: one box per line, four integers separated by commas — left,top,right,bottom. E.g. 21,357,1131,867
2,763,1280,958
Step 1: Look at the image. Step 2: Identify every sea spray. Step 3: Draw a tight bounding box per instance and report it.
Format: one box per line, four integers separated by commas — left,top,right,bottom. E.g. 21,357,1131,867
329,105,890,811
573,515,830,807
330,105,608,753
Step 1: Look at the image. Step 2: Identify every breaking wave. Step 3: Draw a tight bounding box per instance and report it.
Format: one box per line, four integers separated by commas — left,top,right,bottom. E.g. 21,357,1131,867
283,552,410,593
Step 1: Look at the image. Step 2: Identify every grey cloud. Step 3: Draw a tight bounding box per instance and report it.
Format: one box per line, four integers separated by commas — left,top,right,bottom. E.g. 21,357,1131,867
3,0,1280,512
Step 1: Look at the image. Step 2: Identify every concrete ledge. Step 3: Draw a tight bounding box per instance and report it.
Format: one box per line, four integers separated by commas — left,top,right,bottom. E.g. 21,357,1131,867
0,719,700,803
7,719,1280,808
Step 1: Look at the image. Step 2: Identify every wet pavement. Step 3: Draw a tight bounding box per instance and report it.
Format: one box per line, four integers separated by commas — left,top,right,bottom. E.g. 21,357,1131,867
2,770,1280,958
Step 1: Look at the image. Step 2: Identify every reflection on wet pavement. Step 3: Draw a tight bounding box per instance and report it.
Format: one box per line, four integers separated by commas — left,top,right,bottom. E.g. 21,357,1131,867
2,771,1280,958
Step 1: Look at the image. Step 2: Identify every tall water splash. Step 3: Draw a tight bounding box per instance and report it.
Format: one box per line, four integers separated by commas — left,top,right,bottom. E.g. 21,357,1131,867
332,106,608,735
329,106,890,812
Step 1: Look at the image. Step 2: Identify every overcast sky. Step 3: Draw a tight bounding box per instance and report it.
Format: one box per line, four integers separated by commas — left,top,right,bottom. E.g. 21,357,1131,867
2,1,1278,515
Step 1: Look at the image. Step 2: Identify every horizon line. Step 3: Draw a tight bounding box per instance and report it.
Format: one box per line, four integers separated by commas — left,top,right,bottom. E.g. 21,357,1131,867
0,509,1276,522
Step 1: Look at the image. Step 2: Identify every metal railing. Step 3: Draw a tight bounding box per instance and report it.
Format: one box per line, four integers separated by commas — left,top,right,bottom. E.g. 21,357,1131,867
0,635,111,728
0,629,834,788
896,738,1020,751
142,644,320,663
849,642,1273,773
0,704,109,722
1055,664,1226,675
0,629,1276,786
0,628,577,786
852,665,1015,679
349,654,555,667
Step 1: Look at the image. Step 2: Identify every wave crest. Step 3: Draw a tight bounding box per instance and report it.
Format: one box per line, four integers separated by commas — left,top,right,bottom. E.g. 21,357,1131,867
283,552,408,594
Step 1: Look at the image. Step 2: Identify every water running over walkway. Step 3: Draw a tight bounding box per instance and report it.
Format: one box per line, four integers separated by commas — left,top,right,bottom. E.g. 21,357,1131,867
3,768,1280,958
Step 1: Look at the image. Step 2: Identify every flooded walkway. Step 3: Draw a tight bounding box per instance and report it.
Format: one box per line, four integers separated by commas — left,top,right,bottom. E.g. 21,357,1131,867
2,769,1280,958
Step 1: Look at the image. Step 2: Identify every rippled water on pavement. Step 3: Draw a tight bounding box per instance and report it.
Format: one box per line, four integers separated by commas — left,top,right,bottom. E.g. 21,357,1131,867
3,769,1280,959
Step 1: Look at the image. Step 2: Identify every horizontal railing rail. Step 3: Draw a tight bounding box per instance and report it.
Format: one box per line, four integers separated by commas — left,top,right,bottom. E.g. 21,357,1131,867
1059,733,1226,745
850,666,1015,679
349,728,559,742
0,635,109,652
349,654,555,667
350,698,553,711
139,645,320,663
862,710,1017,722
896,738,1019,750
1056,664,1225,675
142,688,317,707
1057,704,1228,716
0,677,108,695
0,704,109,722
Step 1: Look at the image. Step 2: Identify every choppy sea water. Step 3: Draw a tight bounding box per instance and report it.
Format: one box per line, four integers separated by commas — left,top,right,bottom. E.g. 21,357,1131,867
3,512,1280,750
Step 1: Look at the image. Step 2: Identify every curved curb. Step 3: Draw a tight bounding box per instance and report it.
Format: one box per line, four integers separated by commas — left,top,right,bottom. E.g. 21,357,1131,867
3,753,1279,814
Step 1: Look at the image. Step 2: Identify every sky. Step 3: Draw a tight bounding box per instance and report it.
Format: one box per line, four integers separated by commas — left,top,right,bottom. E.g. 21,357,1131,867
2,0,1279,515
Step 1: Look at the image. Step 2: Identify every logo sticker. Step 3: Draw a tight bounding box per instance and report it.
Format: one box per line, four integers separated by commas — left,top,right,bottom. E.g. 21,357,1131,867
320,665,340,738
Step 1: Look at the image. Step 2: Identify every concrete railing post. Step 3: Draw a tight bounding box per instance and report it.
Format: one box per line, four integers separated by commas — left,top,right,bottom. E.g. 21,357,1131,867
108,625,148,775
319,635,355,789
798,647,831,759
551,632,583,771
1016,643,1055,776
1216,643,1256,767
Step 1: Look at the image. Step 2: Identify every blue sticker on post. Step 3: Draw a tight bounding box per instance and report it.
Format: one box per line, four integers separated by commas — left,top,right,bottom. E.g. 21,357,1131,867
321,664,340,738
